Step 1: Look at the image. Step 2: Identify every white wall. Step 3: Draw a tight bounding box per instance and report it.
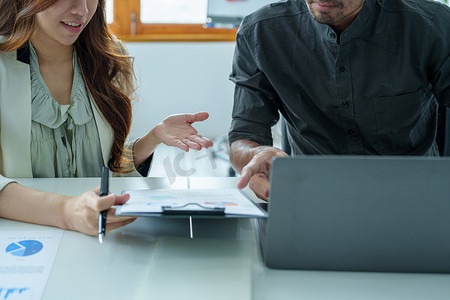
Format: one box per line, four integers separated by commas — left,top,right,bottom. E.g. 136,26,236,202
125,42,236,141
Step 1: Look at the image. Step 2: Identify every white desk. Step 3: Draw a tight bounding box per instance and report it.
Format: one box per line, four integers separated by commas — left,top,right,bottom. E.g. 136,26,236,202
2,177,450,300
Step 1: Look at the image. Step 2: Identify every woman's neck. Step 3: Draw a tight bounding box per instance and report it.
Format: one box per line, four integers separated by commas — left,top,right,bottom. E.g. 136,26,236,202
30,32,73,66
29,30,76,105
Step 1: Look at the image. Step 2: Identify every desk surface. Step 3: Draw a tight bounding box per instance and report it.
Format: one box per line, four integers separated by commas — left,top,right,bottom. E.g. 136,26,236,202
2,177,450,300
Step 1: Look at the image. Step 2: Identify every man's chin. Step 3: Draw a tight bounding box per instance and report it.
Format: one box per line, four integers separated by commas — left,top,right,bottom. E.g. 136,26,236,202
311,14,336,25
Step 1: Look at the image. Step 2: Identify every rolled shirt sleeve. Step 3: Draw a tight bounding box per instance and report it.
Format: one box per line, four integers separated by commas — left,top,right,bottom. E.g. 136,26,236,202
228,22,281,147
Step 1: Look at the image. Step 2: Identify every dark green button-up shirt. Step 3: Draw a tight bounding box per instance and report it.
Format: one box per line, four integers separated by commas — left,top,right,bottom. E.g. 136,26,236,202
229,0,450,155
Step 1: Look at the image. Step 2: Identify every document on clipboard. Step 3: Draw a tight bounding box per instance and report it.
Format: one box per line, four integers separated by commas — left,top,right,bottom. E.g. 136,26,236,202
115,188,268,218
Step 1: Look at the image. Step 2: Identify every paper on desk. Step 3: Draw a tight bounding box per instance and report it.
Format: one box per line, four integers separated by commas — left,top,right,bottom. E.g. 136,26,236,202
116,188,267,218
0,230,63,300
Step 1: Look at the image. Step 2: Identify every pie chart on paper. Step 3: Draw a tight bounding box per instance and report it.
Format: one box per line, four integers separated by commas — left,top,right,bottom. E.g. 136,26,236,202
6,240,44,257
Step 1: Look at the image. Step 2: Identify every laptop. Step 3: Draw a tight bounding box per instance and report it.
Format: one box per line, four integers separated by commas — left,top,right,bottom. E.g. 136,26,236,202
256,155,450,273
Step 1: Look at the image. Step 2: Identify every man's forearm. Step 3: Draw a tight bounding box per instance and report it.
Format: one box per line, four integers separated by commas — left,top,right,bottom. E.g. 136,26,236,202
229,139,262,174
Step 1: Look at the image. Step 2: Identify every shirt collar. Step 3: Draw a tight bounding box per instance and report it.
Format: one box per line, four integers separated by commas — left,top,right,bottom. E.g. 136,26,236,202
312,0,377,44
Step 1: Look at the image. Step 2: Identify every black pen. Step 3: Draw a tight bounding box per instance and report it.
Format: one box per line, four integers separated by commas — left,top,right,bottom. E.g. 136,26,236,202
98,166,109,244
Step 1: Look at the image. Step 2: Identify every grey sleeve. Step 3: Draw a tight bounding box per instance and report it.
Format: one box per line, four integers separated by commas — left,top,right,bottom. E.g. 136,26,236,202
0,110,15,189
0,174,16,191
118,139,153,177
228,27,281,146
129,139,153,177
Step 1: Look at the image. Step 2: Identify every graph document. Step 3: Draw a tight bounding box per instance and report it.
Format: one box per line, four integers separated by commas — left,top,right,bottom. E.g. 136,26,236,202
0,230,63,300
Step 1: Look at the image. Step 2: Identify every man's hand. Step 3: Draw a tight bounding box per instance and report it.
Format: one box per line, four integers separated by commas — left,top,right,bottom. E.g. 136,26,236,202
235,144,288,201
248,173,271,201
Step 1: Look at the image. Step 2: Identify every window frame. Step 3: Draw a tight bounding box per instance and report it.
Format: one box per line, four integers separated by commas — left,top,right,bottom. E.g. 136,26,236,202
108,0,237,42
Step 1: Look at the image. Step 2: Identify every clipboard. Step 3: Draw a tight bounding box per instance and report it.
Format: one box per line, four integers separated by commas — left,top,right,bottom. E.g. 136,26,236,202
115,188,268,219
161,203,226,215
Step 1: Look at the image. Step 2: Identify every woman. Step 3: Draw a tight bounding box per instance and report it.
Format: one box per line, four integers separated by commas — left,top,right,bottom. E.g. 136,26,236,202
0,0,213,235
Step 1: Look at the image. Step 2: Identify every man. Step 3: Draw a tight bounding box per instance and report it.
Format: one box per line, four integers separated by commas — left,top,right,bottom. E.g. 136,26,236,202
228,0,450,200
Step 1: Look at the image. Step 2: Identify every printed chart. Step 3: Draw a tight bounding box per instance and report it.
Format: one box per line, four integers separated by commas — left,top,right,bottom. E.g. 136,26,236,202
0,231,63,300
6,240,44,257
117,188,267,217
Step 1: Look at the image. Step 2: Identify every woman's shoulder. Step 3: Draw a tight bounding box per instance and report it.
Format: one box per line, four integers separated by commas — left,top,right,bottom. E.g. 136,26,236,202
0,36,19,60
0,49,18,63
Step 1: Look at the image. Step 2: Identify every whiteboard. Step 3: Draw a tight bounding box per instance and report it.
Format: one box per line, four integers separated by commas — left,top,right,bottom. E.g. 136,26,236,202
206,0,278,27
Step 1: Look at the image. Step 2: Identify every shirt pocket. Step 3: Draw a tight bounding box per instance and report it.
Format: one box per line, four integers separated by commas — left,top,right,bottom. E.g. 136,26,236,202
372,87,434,155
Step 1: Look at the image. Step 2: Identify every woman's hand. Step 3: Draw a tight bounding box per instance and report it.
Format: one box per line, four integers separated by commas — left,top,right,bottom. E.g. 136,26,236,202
151,112,213,152
63,187,136,236
134,112,213,167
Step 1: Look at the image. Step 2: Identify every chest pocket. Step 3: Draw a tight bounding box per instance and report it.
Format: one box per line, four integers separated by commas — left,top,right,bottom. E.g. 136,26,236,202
372,86,437,155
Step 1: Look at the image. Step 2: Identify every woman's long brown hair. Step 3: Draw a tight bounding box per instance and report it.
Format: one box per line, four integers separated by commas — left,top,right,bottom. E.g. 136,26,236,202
0,0,136,173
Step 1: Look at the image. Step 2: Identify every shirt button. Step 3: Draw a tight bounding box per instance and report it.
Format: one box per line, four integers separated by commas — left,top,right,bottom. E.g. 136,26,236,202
341,101,349,108
339,66,346,72
330,33,336,38
347,128,354,135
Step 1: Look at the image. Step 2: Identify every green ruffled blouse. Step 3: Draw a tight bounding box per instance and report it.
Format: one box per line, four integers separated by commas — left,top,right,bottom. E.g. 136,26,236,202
29,43,103,177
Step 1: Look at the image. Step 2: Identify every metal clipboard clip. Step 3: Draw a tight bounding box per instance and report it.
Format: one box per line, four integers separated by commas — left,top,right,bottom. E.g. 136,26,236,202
161,202,225,215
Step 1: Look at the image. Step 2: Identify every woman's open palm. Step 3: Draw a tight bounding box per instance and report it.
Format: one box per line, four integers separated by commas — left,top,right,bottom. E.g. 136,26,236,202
152,112,213,152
